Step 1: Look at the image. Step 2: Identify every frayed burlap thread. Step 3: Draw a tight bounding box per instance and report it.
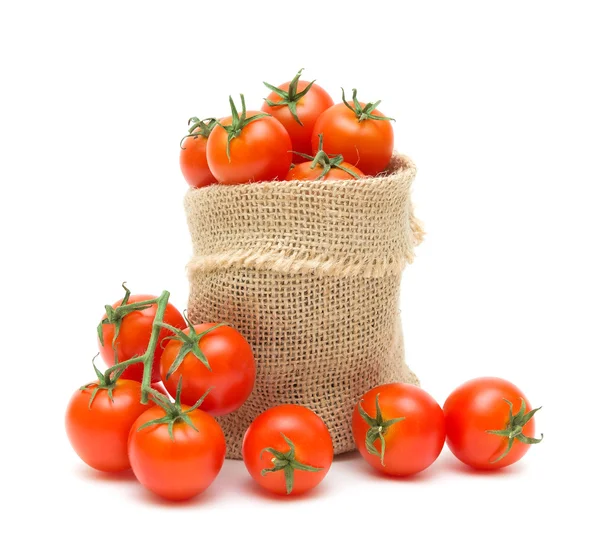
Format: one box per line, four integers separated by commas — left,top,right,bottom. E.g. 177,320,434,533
185,154,423,458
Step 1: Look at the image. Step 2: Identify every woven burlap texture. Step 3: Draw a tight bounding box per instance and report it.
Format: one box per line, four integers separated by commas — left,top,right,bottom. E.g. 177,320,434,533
184,154,423,459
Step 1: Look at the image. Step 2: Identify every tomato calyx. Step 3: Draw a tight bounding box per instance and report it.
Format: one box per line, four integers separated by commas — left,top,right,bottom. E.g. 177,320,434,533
79,354,120,408
137,378,211,441
260,433,323,495
341,88,395,123
486,398,543,463
293,133,361,180
357,393,405,466
218,94,271,161
263,68,315,126
180,117,218,149
158,313,228,379
97,283,155,364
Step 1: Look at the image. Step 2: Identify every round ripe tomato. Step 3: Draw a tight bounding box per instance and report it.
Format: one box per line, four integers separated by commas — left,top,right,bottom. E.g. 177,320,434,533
98,292,186,383
352,383,445,476
65,379,153,472
312,88,394,176
262,69,334,163
286,133,364,181
128,403,226,501
207,94,292,184
242,404,333,496
160,323,255,416
179,117,218,188
287,162,363,181
443,377,543,470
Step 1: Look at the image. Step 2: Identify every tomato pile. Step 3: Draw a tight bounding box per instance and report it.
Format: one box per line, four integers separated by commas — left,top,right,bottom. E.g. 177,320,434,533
179,69,395,187
66,283,543,501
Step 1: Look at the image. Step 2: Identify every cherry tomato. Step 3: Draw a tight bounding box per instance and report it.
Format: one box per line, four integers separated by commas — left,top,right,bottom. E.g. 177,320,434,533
287,162,363,181
207,94,292,185
128,398,226,501
97,287,186,383
65,379,153,472
312,88,394,176
286,133,364,181
160,323,255,416
262,69,333,163
352,383,445,476
242,404,333,496
443,377,543,470
179,117,218,188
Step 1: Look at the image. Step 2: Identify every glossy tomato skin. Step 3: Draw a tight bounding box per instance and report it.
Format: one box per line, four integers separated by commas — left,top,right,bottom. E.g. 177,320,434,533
65,379,153,472
352,383,446,476
312,103,394,176
242,404,333,496
286,162,364,181
128,406,226,501
444,377,537,470
98,294,186,383
160,323,255,416
206,112,292,185
179,134,217,188
262,81,333,163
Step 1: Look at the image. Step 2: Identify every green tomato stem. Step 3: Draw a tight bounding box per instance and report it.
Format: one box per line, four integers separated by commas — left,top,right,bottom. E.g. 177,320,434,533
140,290,170,403
94,288,171,404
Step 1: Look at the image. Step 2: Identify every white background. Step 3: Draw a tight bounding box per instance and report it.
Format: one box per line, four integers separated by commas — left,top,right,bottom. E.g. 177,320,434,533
2,1,598,548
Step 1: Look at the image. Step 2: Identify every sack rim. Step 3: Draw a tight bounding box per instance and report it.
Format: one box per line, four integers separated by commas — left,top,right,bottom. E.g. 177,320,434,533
185,153,416,197
185,153,423,278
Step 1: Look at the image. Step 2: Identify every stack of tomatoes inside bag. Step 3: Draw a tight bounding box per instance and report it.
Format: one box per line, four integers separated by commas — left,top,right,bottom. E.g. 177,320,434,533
66,70,543,502
179,69,395,187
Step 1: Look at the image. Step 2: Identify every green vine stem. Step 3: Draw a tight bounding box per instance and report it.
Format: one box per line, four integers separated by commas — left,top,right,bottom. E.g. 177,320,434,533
263,68,315,126
97,283,155,365
292,134,361,180
157,313,228,379
97,287,171,404
80,354,118,408
137,378,211,440
341,88,395,123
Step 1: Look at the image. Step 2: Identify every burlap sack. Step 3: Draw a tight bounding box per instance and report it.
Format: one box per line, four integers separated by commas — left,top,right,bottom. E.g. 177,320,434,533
184,154,423,459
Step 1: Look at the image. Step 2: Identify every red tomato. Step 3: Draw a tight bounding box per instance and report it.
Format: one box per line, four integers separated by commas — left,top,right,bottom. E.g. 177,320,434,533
443,377,543,470
207,94,292,184
242,404,333,496
352,383,445,476
286,133,364,181
179,117,218,188
312,88,394,176
65,379,153,472
128,401,226,501
287,162,363,181
262,69,333,163
160,323,255,416
98,289,186,383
